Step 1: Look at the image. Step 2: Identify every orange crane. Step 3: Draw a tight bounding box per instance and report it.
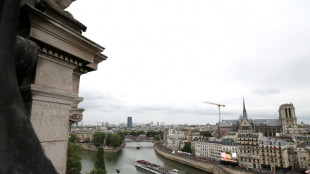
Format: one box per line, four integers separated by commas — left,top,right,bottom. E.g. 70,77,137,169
203,101,225,123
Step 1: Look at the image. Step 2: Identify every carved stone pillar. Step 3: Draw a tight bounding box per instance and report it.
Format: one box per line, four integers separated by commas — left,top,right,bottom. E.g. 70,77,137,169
17,2,106,174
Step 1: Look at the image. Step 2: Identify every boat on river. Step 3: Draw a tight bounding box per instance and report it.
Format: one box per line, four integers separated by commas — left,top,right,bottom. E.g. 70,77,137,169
135,160,178,174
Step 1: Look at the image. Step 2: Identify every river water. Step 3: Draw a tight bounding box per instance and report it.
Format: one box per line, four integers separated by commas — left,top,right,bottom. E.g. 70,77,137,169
81,141,209,174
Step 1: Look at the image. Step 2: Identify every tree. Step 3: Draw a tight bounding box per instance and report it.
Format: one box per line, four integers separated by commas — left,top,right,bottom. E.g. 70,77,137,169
146,130,163,138
181,142,192,153
67,142,82,174
92,132,105,147
117,132,125,141
158,130,164,139
90,168,106,174
95,147,106,173
200,131,212,137
129,131,138,137
69,133,77,143
111,134,122,147
137,130,145,135
106,134,112,146
153,135,160,141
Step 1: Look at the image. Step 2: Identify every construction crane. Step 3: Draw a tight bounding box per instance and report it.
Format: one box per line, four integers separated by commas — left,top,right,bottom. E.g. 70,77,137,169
203,101,225,123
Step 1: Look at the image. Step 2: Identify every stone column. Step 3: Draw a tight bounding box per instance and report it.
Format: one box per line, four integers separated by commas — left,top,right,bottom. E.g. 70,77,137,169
18,2,107,174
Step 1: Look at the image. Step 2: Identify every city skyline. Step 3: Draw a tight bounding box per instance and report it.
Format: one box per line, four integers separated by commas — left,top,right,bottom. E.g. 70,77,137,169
68,0,310,125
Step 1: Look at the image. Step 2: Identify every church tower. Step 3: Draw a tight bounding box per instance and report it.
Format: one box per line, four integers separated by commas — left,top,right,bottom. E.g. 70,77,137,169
279,103,299,135
238,98,253,133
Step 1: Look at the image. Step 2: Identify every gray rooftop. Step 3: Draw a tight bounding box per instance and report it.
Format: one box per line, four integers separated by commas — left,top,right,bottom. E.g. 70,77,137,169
253,119,281,126
219,120,239,127
238,133,259,138
260,137,287,146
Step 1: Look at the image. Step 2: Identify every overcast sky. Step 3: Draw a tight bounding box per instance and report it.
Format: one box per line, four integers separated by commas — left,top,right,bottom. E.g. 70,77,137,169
67,0,310,125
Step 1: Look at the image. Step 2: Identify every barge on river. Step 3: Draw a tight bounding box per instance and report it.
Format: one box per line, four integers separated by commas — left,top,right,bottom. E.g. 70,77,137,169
135,160,178,174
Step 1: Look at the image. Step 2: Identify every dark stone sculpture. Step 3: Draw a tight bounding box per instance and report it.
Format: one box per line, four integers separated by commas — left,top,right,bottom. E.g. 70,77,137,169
0,0,57,173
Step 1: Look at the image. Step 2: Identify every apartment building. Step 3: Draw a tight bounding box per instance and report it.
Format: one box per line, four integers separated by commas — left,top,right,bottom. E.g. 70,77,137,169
237,133,262,169
297,142,310,172
259,137,291,172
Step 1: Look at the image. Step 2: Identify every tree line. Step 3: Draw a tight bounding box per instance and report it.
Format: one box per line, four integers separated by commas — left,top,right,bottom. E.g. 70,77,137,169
92,132,125,148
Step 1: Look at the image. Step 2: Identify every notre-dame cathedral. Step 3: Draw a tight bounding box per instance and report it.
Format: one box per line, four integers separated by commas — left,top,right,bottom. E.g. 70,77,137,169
219,100,299,137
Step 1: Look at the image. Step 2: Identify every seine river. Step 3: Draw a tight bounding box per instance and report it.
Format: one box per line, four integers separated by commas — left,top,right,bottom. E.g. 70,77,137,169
81,141,209,174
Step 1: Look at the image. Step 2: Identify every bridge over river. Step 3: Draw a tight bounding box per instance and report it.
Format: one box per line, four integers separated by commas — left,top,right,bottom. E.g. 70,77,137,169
124,137,153,142
124,135,154,142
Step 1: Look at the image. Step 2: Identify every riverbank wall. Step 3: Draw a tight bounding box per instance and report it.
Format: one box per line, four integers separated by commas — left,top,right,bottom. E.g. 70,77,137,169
154,145,215,173
155,145,255,174
81,143,126,153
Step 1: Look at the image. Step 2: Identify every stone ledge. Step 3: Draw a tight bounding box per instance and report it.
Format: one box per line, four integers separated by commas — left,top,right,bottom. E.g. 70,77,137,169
21,84,79,105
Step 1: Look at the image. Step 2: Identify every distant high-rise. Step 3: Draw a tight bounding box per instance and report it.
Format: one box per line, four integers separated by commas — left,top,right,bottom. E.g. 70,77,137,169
127,117,132,128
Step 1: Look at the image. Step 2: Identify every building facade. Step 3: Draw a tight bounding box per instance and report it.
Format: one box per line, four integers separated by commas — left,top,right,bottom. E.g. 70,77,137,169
18,2,106,173
127,116,133,128
297,142,310,171
222,138,237,154
165,129,185,151
237,133,262,169
194,138,223,160
259,137,291,172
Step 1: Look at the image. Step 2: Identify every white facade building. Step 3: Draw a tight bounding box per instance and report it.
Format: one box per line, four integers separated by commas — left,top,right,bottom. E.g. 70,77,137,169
194,137,223,160
165,129,185,151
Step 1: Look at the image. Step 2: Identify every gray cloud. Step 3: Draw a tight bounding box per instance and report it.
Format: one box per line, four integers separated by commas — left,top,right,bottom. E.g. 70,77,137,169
68,0,310,125
79,90,124,111
253,88,280,96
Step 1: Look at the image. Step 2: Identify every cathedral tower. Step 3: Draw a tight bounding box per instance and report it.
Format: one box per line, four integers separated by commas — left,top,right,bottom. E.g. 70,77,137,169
279,103,299,135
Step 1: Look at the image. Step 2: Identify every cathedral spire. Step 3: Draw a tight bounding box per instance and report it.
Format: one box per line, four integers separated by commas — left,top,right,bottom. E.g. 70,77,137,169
243,97,248,119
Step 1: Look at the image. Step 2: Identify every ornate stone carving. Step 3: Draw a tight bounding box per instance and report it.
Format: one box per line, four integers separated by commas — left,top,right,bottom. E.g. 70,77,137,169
69,108,84,126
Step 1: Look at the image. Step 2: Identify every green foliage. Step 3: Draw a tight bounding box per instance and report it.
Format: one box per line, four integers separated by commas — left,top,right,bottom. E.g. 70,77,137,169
105,133,122,147
146,131,164,138
153,135,160,141
117,132,125,141
128,131,145,137
158,130,164,139
112,134,122,147
129,131,138,136
106,134,112,146
92,132,105,147
90,168,106,174
106,133,122,147
69,133,77,143
191,129,200,133
95,147,106,172
137,130,145,135
181,142,192,153
67,142,82,174
200,131,212,137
